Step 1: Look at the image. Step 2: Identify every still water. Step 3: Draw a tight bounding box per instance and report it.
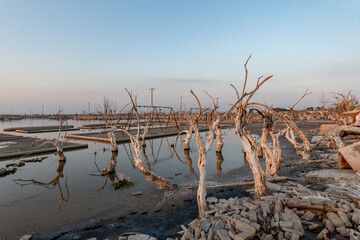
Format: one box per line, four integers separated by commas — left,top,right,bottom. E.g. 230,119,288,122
0,119,244,238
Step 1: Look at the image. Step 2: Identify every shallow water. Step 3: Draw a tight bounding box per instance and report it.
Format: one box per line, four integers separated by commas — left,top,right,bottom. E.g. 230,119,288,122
0,119,244,238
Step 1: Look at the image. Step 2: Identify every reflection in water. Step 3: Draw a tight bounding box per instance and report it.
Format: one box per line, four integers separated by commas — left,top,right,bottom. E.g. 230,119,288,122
14,161,69,210
184,149,198,180
172,147,198,180
91,152,133,191
142,146,151,171
216,151,224,173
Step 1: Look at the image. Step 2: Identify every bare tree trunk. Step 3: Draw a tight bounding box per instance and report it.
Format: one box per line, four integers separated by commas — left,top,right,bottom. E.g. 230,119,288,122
270,130,283,170
235,119,267,198
215,125,224,152
106,131,118,152
54,139,66,161
285,129,302,156
248,134,263,158
192,123,208,218
104,152,118,174
261,128,277,177
133,154,173,188
183,126,193,150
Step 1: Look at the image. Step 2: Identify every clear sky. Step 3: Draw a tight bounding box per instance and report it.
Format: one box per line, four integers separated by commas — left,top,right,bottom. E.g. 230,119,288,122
0,0,359,114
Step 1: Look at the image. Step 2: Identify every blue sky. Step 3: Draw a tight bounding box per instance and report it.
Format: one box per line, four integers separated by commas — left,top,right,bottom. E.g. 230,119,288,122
0,0,359,113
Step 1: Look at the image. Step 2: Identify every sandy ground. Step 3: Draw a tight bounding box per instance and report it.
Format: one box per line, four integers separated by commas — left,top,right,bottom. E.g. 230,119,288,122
25,120,343,240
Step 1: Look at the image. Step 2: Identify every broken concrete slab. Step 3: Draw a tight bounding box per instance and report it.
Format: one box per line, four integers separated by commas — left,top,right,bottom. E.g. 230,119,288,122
339,141,360,172
320,124,339,134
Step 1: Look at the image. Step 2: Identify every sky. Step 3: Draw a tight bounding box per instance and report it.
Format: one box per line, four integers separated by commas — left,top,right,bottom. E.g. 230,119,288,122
0,0,359,114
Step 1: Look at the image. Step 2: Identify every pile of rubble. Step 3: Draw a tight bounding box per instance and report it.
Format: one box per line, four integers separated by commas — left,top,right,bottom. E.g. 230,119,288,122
177,184,360,240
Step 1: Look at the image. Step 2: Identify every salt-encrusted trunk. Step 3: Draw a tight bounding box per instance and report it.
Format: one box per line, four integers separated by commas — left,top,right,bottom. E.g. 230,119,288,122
235,119,267,198
183,126,193,150
104,152,118,174
133,153,173,188
248,134,263,158
285,129,302,156
54,139,66,161
261,128,277,177
270,130,283,170
205,122,215,151
215,125,224,152
216,151,224,173
192,123,208,218
106,131,118,152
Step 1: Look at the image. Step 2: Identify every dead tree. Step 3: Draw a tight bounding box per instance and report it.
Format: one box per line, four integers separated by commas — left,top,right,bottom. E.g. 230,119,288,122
188,90,208,218
231,84,263,159
171,125,193,150
231,55,272,198
98,97,119,152
116,89,174,189
203,90,224,153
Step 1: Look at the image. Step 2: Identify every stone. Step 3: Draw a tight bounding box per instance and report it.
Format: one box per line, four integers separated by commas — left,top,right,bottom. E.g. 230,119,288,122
326,212,344,227
352,208,360,225
325,219,335,233
281,208,304,234
278,232,284,240
232,232,254,240
199,219,212,233
195,227,201,239
337,210,352,227
302,211,315,221
216,229,231,240
279,221,293,228
248,209,257,222
284,232,291,240
243,202,258,210
289,234,300,240
350,230,360,240
234,220,256,236
230,205,242,211
20,235,32,240
207,197,218,204
316,229,329,239
281,227,304,237
339,141,360,172
309,224,321,230
336,227,351,237
264,234,273,240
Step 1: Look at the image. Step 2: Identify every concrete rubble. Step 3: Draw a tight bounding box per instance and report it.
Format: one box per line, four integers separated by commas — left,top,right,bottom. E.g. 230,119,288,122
176,181,360,240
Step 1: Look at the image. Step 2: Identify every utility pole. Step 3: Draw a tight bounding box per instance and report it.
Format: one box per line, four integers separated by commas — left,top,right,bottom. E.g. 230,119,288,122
216,97,219,108
149,88,155,116
88,102,90,115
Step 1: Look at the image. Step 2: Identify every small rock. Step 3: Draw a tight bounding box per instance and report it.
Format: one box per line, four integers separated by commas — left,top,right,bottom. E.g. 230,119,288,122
279,221,293,228
131,191,142,196
216,229,231,240
327,212,344,227
20,235,32,240
337,211,352,227
302,211,315,221
325,219,335,233
243,202,257,210
233,231,253,240
290,233,300,240
199,219,212,233
352,208,360,225
316,229,329,239
234,220,256,236
207,197,218,204
309,224,321,230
